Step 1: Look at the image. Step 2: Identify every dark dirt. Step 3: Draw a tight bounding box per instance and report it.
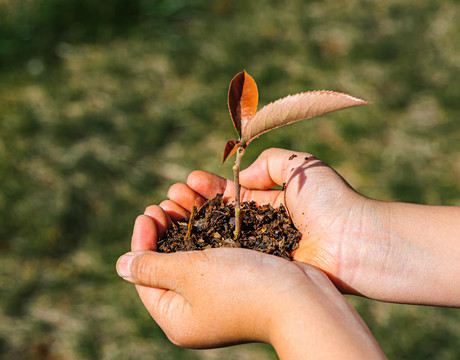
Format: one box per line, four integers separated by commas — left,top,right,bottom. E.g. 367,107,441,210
158,194,301,260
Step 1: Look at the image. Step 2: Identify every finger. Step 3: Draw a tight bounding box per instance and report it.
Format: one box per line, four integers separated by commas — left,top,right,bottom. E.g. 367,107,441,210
131,215,158,252
167,182,207,212
117,251,201,290
135,285,182,321
144,205,171,237
240,148,314,189
159,200,190,221
187,170,284,207
186,170,233,202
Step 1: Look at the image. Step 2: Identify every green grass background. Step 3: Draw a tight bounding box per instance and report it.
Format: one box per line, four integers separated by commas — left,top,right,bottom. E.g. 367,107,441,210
1,0,459,358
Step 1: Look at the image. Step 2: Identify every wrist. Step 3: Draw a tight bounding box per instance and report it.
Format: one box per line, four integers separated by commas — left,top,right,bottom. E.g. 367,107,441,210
329,195,388,296
267,275,385,359
348,199,457,305
334,196,411,300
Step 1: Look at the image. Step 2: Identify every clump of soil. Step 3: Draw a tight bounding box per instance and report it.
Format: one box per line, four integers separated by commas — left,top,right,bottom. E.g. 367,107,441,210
158,194,301,260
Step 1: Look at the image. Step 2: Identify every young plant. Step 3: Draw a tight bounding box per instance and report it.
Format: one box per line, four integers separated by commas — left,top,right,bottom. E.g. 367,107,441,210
223,70,369,239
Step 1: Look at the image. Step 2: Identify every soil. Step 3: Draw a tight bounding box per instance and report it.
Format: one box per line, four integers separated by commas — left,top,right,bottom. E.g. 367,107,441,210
158,194,301,260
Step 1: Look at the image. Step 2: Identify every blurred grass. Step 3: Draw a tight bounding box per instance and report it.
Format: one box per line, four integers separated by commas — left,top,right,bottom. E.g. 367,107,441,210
0,0,459,359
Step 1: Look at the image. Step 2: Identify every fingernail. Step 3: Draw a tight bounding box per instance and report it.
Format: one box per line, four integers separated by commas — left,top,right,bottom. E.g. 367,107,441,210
116,252,135,280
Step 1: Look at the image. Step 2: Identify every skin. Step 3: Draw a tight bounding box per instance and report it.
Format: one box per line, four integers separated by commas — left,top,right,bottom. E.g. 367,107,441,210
117,215,386,359
116,147,459,357
160,148,460,306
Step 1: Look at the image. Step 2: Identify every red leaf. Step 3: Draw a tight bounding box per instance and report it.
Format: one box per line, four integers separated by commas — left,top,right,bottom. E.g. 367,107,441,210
242,91,369,144
228,70,258,137
222,140,242,163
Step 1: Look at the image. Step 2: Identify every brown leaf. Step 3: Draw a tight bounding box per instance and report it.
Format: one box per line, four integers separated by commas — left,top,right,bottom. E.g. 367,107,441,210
228,71,258,137
222,140,242,163
241,91,369,144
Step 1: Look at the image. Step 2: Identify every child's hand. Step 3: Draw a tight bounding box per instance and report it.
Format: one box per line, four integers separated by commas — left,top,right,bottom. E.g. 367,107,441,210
160,148,373,295
160,148,460,306
117,213,385,358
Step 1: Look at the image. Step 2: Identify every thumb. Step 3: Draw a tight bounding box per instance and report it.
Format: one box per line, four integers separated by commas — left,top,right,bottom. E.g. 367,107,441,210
240,148,314,189
116,251,190,290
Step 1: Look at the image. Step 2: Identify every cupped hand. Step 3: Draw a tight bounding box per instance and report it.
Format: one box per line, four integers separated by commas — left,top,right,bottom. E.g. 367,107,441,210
117,212,385,358
160,148,378,295
117,213,335,348
120,213,287,348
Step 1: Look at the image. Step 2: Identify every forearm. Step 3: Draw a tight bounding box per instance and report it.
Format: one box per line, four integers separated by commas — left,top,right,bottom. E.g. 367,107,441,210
359,201,460,306
269,288,386,359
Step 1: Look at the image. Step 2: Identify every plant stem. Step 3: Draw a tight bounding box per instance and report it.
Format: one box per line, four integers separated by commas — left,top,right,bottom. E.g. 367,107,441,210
233,145,245,239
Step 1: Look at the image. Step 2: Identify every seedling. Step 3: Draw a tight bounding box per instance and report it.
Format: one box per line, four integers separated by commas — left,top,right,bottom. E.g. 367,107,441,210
223,70,368,239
